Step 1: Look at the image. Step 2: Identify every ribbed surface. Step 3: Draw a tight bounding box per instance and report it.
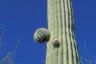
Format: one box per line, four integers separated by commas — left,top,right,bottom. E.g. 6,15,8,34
34,28,50,43
46,0,80,64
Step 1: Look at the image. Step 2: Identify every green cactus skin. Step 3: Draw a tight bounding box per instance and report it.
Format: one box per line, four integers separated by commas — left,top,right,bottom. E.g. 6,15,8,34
46,0,80,64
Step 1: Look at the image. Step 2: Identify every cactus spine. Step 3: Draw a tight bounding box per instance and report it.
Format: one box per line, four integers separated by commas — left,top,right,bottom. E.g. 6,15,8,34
46,0,80,64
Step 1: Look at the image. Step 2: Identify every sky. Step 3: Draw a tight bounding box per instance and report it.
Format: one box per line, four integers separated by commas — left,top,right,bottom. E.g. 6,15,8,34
0,0,96,64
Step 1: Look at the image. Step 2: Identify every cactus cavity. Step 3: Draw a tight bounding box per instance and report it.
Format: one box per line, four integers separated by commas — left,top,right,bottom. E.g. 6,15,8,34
34,28,50,43
52,38,60,48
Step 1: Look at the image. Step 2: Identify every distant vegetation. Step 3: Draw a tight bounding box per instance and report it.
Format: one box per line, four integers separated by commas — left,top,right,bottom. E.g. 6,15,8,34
0,25,18,64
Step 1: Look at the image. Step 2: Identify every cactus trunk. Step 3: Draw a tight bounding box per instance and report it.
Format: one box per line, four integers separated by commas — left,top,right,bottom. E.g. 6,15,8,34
46,0,80,64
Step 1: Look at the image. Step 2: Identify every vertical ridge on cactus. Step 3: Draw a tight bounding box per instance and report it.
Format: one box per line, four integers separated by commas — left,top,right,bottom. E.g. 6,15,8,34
46,0,80,64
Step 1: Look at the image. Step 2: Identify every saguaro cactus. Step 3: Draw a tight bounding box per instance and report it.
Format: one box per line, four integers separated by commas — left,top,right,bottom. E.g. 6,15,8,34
34,0,80,64
46,0,80,64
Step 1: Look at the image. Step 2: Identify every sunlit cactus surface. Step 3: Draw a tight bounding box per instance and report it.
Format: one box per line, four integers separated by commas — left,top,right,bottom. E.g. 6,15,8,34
34,0,80,64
